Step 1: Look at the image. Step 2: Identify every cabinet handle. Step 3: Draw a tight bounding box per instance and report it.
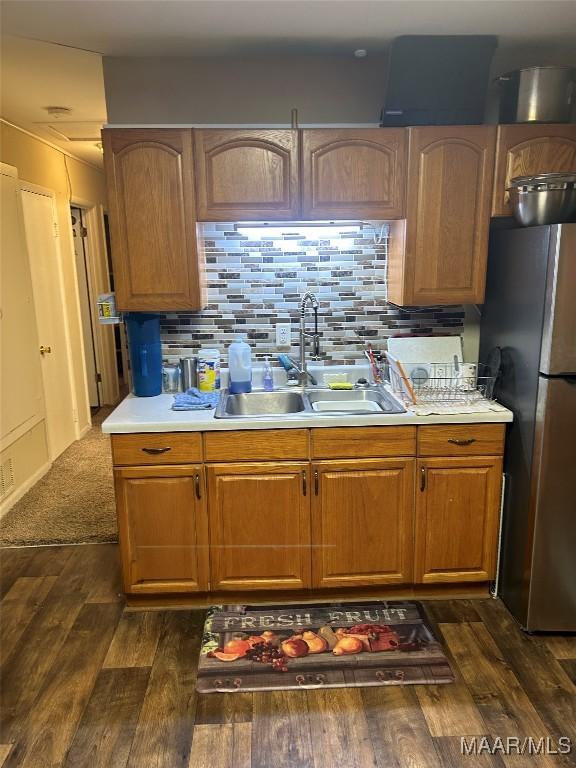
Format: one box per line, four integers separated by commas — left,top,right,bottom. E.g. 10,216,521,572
302,470,307,496
314,470,319,496
420,467,426,492
447,438,476,446
142,446,172,454
195,473,202,500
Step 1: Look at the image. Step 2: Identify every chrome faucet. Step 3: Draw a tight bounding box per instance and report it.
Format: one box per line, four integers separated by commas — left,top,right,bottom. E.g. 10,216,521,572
297,292,321,387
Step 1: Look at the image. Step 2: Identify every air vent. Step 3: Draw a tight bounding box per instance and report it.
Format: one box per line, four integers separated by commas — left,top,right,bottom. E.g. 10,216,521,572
0,458,15,501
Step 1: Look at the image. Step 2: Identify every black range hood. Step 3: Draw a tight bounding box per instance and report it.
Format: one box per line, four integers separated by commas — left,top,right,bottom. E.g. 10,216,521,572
381,35,498,126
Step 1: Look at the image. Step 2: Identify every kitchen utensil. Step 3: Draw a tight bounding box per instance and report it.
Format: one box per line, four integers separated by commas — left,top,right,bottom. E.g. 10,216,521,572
495,66,575,123
508,173,576,226
180,357,198,390
364,345,382,384
386,352,416,404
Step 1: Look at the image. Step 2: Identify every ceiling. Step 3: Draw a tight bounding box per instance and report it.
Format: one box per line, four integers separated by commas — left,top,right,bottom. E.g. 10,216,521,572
1,36,106,165
3,0,576,56
1,0,575,166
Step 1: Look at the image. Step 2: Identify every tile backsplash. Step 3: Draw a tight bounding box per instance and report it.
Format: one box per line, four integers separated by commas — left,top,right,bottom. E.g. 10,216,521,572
160,222,465,364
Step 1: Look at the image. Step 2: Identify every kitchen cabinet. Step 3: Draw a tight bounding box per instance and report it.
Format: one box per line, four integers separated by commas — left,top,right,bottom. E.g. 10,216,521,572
206,462,311,591
110,423,506,600
311,458,415,588
414,456,503,584
102,129,203,311
114,464,209,593
388,125,496,306
492,124,576,216
301,129,406,219
194,129,299,220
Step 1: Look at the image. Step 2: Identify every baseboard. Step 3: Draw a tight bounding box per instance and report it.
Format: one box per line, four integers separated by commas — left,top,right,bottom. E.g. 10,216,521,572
77,423,92,439
0,461,52,519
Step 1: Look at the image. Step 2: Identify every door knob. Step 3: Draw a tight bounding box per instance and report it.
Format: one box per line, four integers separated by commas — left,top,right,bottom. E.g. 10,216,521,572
39,346,52,355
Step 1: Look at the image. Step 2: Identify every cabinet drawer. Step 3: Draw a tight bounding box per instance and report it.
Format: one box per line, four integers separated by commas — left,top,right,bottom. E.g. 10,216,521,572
311,427,416,459
111,433,203,466
417,424,505,456
203,429,308,462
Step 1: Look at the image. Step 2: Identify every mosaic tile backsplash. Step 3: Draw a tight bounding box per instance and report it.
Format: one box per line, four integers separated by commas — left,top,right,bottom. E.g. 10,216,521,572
160,222,465,364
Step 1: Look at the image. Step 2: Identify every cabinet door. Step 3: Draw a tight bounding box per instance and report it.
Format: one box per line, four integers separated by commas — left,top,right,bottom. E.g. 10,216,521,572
388,126,496,306
114,465,209,593
207,462,310,590
311,458,415,588
194,129,299,220
492,124,576,216
301,129,406,219
102,129,203,311
415,456,502,584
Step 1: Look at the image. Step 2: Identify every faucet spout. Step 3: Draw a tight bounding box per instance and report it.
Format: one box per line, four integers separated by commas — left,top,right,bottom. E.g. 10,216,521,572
299,292,321,386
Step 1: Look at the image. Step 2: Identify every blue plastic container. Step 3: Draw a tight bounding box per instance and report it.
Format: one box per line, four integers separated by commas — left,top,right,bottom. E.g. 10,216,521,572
125,313,162,397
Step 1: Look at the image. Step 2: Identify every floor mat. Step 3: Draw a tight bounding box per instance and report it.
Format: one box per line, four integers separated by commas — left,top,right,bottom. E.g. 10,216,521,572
0,408,117,546
197,600,454,693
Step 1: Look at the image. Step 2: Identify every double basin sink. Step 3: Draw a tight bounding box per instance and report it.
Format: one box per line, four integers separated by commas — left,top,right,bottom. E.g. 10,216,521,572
214,386,405,419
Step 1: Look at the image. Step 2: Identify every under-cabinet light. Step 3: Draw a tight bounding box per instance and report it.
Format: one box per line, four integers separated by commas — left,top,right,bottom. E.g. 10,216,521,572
235,222,361,239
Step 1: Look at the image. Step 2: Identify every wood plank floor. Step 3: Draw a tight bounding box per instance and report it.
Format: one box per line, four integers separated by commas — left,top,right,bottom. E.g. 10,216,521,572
1,544,575,768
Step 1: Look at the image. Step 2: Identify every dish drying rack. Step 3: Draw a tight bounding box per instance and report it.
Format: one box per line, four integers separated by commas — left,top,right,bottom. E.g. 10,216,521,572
387,359,497,407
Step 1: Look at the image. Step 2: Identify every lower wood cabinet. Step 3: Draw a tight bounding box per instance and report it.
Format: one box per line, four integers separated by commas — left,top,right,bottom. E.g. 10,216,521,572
206,462,311,591
311,458,415,588
114,465,209,593
111,425,506,598
414,456,503,584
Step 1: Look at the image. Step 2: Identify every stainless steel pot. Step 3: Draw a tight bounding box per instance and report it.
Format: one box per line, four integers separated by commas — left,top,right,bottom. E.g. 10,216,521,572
496,66,575,123
508,173,576,226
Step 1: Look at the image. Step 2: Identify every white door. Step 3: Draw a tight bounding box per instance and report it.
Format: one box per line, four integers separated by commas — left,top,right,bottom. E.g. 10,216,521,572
0,167,45,445
21,190,77,460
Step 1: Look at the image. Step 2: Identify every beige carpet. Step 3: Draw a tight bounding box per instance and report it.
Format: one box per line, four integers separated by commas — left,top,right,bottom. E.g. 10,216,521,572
0,409,117,547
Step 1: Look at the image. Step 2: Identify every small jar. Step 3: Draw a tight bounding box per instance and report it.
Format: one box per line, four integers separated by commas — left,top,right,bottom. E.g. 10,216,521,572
162,362,181,393
197,348,221,392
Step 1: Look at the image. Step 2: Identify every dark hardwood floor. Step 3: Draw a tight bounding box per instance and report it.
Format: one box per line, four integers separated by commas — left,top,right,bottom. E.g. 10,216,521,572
1,544,575,767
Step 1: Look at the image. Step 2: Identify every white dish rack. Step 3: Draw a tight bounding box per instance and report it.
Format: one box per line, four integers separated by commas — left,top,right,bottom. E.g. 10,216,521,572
388,360,497,407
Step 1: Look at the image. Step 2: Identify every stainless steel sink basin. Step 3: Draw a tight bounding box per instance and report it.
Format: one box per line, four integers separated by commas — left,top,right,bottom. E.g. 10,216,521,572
307,388,405,414
214,386,405,418
216,390,308,417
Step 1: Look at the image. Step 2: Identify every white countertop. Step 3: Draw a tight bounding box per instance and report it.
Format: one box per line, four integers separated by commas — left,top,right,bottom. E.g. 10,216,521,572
101,392,513,434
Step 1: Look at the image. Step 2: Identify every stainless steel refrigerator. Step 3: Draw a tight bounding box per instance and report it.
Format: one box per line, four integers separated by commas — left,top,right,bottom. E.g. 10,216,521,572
480,223,576,632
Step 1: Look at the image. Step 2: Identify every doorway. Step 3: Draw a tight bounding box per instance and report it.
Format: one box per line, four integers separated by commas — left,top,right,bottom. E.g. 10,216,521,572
20,188,77,461
71,206,101,410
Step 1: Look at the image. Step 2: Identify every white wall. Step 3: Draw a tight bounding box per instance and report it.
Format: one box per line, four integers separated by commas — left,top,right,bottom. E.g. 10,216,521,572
0,123,113,515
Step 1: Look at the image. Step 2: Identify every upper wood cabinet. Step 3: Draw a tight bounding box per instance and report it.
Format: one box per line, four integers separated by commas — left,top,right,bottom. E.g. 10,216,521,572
194,129,299,220
311,458,415,588
206,462,311,591
414,456,502,584
388,125,496,306
492,124,576,216
102,129,204,311
301,129,406,219
114,464,210,594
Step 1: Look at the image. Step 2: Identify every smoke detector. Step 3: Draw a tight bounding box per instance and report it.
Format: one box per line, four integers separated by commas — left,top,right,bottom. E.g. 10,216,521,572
43,106,73,118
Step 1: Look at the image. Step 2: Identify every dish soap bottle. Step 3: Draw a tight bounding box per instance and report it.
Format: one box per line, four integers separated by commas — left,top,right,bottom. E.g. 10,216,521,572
228,335,252,394
263,356,274,391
